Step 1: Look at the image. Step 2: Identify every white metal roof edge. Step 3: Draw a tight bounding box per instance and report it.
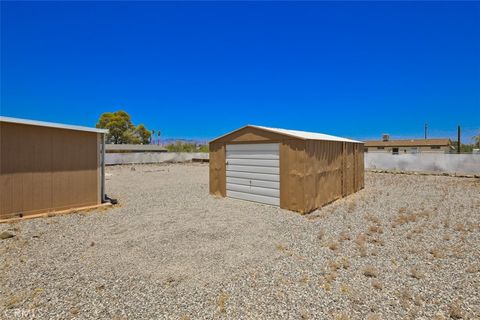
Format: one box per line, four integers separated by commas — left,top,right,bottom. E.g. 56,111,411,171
210,124,363,144
250,125,363,143
0,116,108,134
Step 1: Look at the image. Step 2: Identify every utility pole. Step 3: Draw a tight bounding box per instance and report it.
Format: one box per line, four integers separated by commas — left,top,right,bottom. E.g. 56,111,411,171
424,123,428,139
457,125,461,154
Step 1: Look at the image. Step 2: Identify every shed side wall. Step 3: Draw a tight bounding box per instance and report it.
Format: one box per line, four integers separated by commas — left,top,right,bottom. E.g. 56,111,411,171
0,122,100,219
304,140,344,213
280,139,305,212
209,142,226,197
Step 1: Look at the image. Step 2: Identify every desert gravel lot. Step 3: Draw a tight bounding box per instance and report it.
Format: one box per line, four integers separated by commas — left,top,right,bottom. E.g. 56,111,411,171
1,163,479,319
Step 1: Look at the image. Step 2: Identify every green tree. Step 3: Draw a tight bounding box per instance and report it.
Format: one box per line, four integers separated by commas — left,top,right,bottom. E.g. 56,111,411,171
135,124,151,144
474,132,480,148
96,110,151,144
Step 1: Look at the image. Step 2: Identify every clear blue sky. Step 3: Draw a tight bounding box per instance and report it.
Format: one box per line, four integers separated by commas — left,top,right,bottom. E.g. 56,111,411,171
1,1,479,141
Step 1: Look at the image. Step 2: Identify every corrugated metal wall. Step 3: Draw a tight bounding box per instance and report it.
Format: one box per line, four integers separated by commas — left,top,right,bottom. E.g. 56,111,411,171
0,122,101,219
209,126,364,213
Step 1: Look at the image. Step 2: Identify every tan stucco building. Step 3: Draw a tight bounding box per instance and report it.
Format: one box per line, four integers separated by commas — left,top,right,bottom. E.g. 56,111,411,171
364,137,453,154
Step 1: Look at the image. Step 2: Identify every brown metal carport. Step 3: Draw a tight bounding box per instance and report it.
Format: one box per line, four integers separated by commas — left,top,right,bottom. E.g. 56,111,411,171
209,125,364,213
0,116,108,220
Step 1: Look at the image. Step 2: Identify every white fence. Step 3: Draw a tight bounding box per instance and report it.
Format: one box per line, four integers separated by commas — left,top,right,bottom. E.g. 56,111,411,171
365,153,480,175
105,152,208,165
106,151,480,175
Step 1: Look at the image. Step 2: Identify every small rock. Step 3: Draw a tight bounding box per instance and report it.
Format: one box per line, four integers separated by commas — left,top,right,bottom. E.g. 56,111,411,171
131,167,136,171
0,231,15,239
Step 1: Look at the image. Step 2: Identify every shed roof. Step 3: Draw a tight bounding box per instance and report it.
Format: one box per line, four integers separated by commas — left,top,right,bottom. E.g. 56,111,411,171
364,138,452,147
211,125,363,143
0,116,108,134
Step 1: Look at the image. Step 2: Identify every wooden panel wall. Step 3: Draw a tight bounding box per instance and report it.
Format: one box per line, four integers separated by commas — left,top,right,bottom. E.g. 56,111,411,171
0,122,100,219
280,140,306,212
303,140,344,213
209,142,226,197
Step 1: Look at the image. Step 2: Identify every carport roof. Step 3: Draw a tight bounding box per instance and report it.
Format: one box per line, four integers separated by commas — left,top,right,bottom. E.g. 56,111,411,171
211,125,363,144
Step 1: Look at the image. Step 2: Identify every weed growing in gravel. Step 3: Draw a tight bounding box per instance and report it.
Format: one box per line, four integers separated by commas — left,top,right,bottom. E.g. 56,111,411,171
328,260,341,271
453,223,466,232
340,283,350,294
410,267,424,280
372,280,383,290
317,229,325,241
368,225,383,234
328,241,339,251
443,234,451,241
354,234,368,257
362,265,378,278
340,257,350,269
449,301,464,319
348,201,356,213
333,312,350,320
365,313,382,320
466,265,479,273
339,231,351,242
216,293,229,313
429,248,446,259
324,272,338,284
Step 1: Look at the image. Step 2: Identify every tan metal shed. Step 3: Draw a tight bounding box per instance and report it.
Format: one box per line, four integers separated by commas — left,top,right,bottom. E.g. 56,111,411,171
209,125,364,213
0,116,108,220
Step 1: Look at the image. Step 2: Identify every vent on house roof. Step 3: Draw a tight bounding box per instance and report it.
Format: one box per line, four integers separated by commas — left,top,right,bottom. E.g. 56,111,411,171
382,134,390,142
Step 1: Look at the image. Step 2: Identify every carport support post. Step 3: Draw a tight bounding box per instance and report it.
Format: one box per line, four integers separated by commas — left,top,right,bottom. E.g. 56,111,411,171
101,133,106,202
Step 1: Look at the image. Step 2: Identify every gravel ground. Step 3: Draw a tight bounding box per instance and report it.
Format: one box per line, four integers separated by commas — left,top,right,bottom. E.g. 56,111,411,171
1,163,479,320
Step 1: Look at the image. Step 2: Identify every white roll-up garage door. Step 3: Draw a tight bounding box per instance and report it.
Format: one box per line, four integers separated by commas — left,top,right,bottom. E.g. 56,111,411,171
226,143,280,206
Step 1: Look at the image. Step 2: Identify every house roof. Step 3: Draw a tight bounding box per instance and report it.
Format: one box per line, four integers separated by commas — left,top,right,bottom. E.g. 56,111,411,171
211,125,363,143
0,116,108,134
364,138,452,147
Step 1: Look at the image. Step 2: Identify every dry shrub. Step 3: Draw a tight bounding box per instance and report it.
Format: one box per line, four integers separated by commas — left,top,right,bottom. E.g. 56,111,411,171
328,241,339,251
443,219,450,228
443,234,451,241
453,223,466,232
324,272,338,283
368,225,384,234
449,301,463,319
276,244,287,252
355,233,366,247
328,260,340,271
394,213,417,227
333,312,350,320
430,248,445,259
410,267,424,280
317,229,326,240
364,214,380,225
300,275,309,284
340,283,349,294
398,207,407,214
358,245,367,257
341,257,350,269
372,280,383,290
323,282,332,292
362,265,378,278
348,201,356,213
339,231,351,242
366,313,382,320
413,294,424,307
217,293,229,313
466,265,479,273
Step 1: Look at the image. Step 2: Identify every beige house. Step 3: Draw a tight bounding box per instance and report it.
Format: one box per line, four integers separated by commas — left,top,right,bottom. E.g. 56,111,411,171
365,136,453,154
